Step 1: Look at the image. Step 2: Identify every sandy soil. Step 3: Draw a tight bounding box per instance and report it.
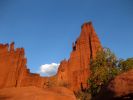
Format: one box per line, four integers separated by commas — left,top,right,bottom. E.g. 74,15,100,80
0,86,76,100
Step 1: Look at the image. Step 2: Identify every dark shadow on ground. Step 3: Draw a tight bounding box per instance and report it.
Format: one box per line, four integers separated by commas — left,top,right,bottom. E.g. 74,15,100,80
0,95,12,100
92,86,133,100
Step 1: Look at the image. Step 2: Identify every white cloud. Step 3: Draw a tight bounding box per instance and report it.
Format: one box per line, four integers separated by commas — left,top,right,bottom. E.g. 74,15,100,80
39,63,60,76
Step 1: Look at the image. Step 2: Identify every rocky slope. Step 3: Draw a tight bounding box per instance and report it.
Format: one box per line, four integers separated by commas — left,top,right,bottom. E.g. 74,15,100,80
0,86,76,100
93,69,133,100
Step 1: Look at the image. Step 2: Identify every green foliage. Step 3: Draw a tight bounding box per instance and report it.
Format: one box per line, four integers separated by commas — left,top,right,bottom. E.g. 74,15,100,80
75,91,91,100
88,48,133,97
86,47,133,98
118,58,133,72
89,48,119,96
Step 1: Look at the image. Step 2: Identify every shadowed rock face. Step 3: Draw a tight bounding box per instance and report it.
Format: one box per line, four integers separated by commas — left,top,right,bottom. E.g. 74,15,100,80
0,22,102,92
57,22,102,91
108,69,133,98
93,69,133,100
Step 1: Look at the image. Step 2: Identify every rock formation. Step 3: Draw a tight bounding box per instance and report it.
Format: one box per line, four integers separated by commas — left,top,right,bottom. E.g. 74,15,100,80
93,69,133,100
0,42,48,88
108,69,133,98
0,22,102,92
0,42,27,88
0,21,133,100
57,22,102,91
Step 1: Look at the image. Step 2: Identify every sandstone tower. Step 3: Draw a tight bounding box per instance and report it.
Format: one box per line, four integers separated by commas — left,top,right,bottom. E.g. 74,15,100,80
57,22,102,91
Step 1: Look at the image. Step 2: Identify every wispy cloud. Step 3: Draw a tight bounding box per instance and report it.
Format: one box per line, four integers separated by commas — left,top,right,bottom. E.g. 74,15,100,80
39,63,60,76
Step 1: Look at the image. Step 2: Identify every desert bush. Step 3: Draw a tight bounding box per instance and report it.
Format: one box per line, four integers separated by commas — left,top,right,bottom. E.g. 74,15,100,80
75,90,91,100
118,58,133,72
88,48,119,96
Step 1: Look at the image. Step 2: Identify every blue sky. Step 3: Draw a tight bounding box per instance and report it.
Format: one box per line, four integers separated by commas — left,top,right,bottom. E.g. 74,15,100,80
0,0,133,76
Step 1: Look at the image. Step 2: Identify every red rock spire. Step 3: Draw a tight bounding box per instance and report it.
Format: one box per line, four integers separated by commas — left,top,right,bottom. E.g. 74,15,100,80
57,22,102,91
80,22,102,59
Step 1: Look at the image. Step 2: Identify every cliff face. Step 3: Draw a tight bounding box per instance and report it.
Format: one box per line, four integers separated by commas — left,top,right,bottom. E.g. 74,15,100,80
0,42,49,88
57,22,102,91
0,42,27,88
0,22,102,92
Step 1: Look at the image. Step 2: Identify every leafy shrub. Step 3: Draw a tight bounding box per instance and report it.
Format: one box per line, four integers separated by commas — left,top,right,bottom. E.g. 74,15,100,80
118,58,133,71
88,48,119,96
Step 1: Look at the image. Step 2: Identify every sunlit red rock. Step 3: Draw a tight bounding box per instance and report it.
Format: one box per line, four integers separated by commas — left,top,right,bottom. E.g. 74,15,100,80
0,86,76,100
0,22,102,93
0,42,45,88
0,42,27,88
57,22,102,91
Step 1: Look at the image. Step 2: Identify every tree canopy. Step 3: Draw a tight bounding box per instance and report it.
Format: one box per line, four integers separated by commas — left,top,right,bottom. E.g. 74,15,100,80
89,48,119,96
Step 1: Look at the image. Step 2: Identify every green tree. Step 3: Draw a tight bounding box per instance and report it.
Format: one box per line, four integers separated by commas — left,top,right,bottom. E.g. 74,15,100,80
89,48,119,96
118,58,133,71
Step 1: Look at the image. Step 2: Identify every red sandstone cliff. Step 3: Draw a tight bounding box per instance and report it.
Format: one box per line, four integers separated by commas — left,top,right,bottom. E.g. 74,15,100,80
0,22,102,92
0,42,48,88
57,22,102,91
0,22,133,100
0,42,27,88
